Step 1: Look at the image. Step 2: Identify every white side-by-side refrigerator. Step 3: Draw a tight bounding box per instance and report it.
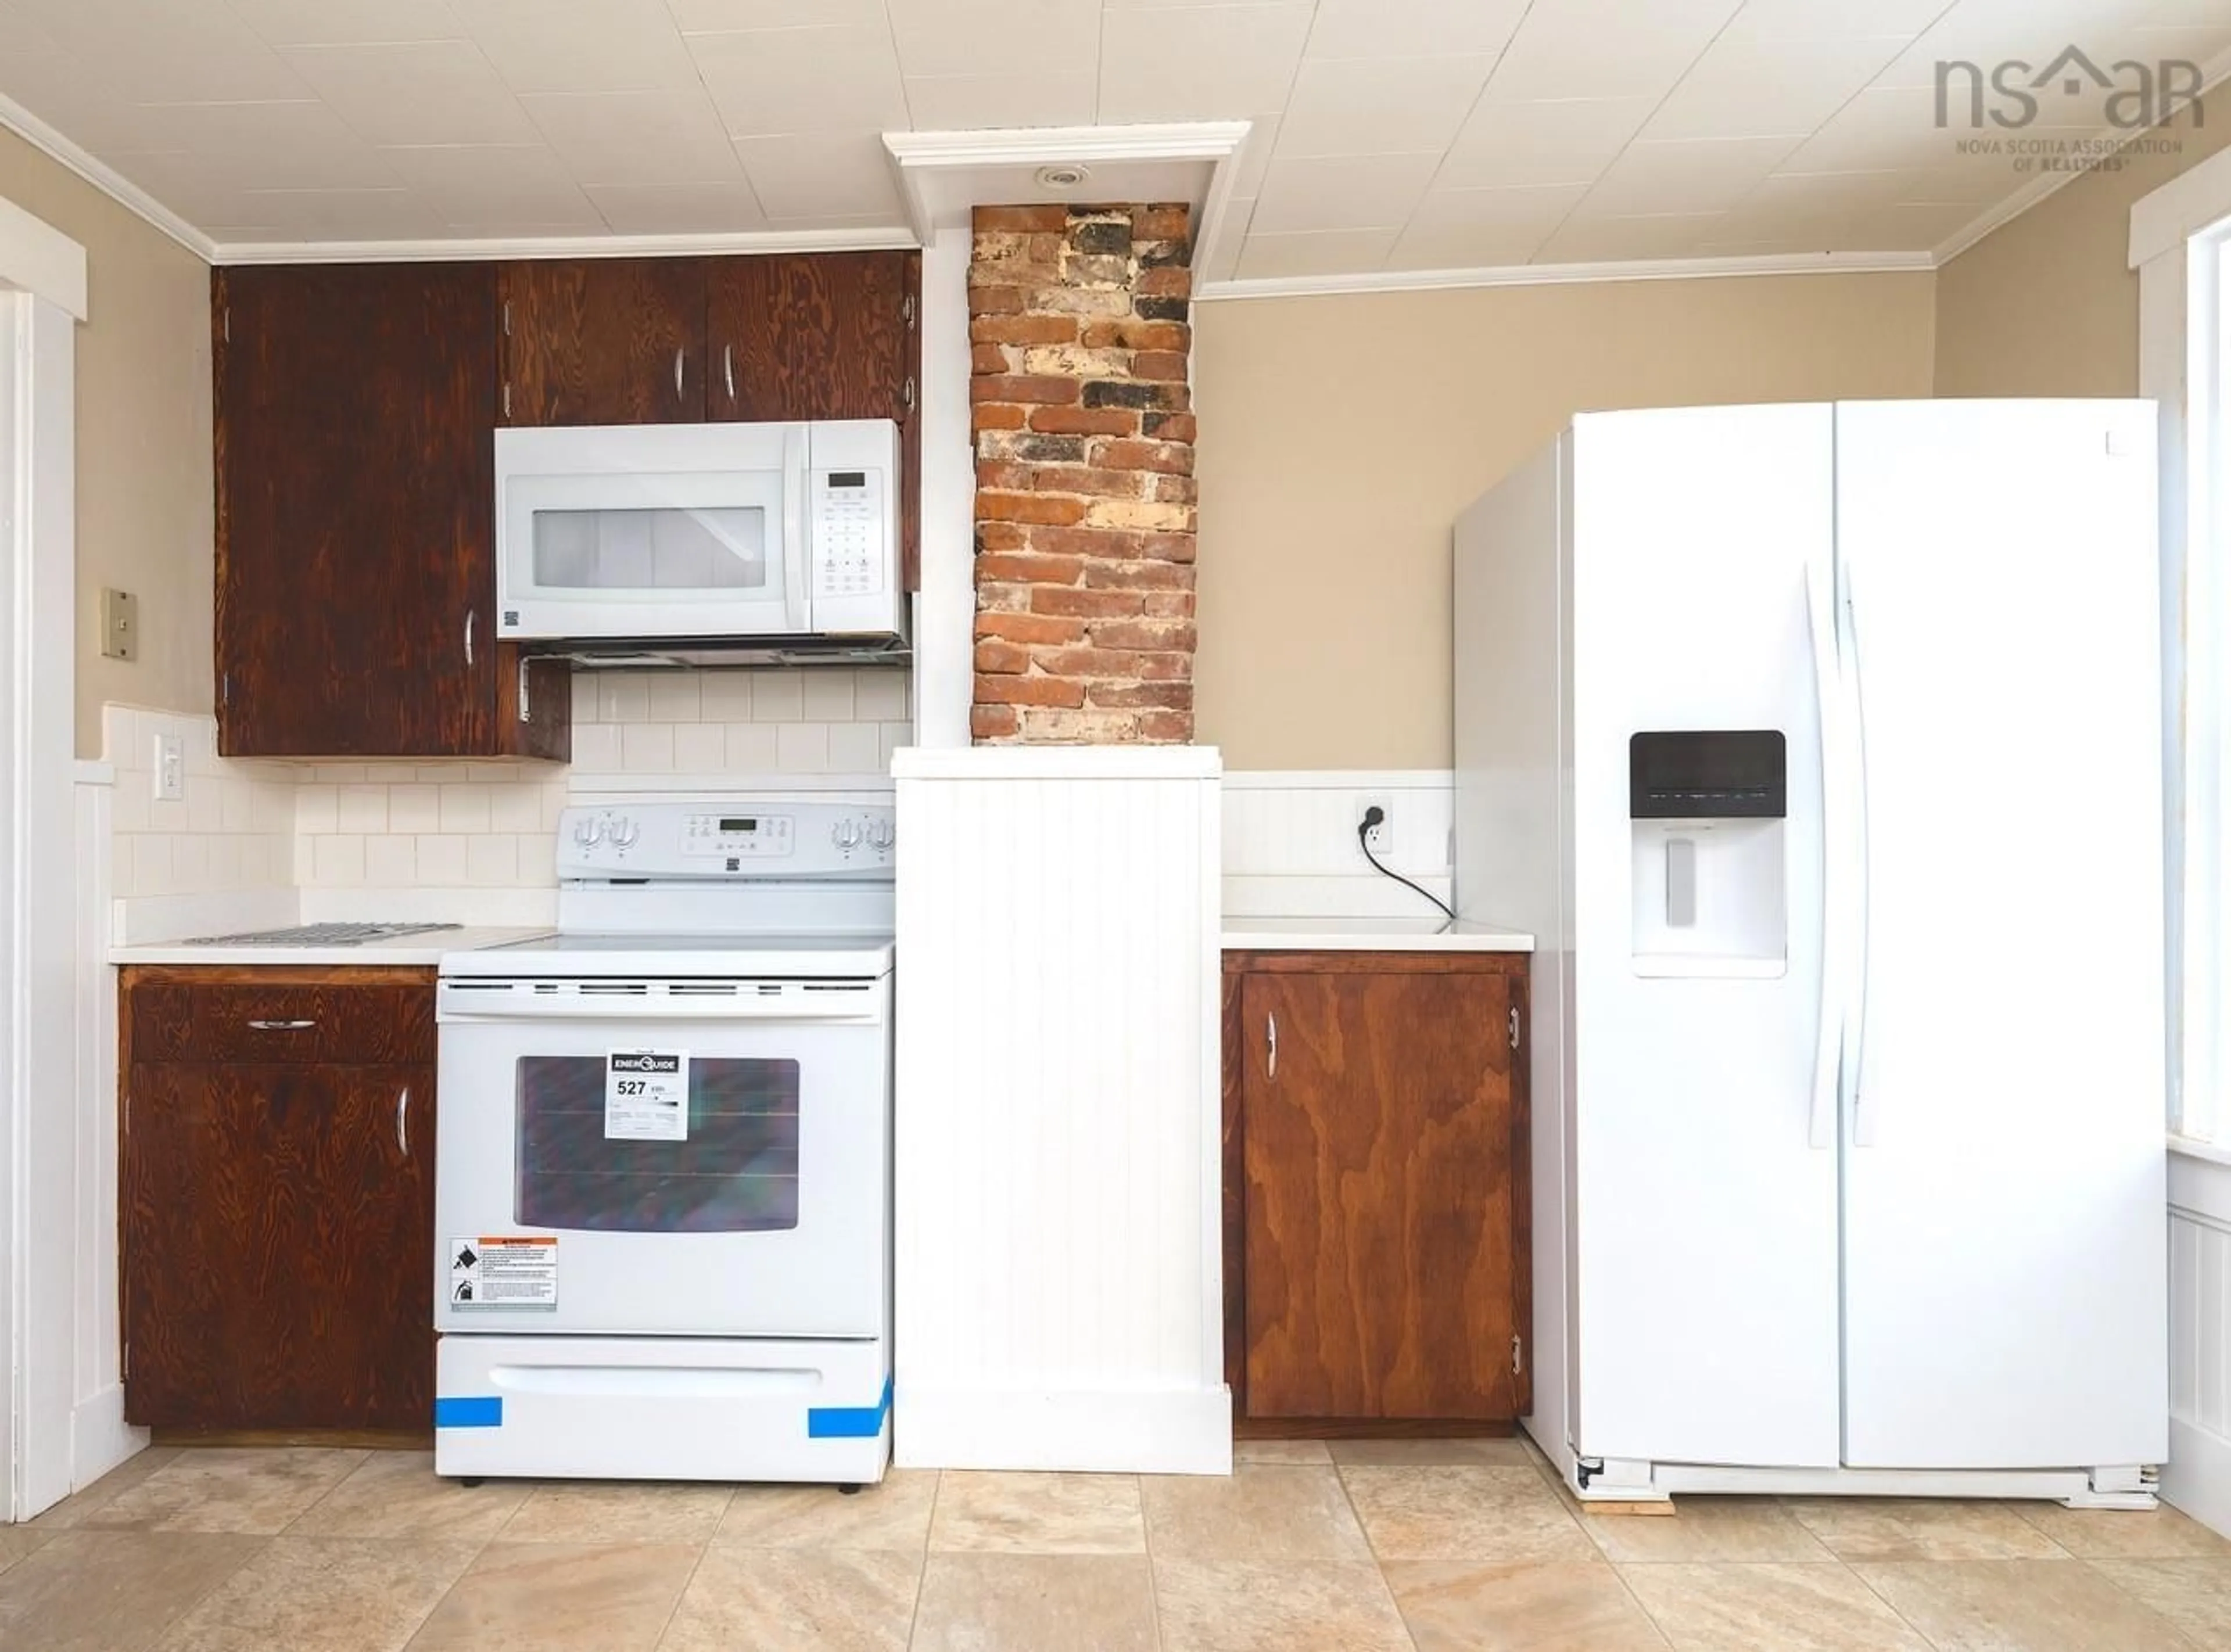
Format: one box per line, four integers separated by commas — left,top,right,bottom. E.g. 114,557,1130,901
1454,400,2168,1504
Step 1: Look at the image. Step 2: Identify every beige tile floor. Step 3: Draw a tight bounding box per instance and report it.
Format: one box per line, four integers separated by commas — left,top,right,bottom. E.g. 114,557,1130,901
4,1436,2229,1650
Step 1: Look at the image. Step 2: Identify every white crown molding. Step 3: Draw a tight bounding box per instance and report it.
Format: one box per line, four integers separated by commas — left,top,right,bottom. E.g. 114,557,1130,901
212,225,916,265
883,121,1250,243
0,91,214,265
1935,41,2231,267
1196,249,1936,303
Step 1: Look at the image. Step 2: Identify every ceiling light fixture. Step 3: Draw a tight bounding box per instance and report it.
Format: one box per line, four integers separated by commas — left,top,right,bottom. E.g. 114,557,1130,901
1035,164,1089,189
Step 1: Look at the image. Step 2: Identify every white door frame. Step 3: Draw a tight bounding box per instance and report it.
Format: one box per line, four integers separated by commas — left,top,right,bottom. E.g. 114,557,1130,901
0,191,86,1521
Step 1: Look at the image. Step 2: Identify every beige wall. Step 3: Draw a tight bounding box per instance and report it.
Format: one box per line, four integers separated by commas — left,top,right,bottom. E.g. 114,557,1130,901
0,130,211,757
1936,87,2231,398
1193,272,1938,768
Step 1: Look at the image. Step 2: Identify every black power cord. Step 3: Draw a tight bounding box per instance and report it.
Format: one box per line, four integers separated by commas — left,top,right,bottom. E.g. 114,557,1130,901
1358,806,1457,924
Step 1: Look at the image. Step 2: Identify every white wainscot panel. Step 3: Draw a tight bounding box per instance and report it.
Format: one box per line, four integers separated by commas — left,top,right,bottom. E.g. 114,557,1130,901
2168,1147,2231,1538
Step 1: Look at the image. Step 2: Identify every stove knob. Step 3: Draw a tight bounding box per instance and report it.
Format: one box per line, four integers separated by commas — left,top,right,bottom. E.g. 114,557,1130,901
868,818,895,850
833,819,862,850
572,817,604,848
609,817,640,849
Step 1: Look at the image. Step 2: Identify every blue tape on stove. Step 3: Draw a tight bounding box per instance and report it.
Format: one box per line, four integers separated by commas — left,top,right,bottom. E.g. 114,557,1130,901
806,1376,892,1439
434,1396,503,1428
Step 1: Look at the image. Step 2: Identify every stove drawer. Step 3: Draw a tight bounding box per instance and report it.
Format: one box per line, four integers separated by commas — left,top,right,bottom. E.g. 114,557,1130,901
130,976,436,1066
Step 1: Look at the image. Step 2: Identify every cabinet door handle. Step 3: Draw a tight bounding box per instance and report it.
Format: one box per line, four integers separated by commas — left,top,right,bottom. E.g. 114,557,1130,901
1266,1011,1277,1079
396,1086,410,1156
247,1019,314,1032
464,608,475,669
674,347,685,400
723,343,735,401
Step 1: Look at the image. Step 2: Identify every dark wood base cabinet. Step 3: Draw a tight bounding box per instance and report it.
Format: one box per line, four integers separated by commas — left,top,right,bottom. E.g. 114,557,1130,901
120,968,436,1432
1223,950,1530,1436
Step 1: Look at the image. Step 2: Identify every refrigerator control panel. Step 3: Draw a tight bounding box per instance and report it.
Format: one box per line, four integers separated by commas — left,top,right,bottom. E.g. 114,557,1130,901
1629,730,1787,819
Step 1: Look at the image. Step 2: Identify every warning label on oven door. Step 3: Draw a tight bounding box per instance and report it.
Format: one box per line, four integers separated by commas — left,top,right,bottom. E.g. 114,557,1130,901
605,1049,690,1141
449,1236,557,1308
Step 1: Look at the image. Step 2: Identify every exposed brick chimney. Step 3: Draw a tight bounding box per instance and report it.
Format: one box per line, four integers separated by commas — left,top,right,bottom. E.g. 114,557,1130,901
967,204,1196,744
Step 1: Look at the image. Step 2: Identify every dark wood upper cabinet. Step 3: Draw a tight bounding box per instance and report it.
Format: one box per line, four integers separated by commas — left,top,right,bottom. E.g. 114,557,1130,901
500,257,709,426
214,262,568,759
121,968,436,1434
706,251,912,422
1224,952,1530,1431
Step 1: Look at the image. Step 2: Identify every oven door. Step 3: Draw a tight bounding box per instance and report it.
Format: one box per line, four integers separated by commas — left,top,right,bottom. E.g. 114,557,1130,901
434,975,888,1339
495,422,809,641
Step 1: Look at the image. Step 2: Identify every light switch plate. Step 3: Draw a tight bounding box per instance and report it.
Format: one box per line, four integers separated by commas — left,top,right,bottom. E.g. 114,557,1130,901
100,587,138,662
152,733,184,802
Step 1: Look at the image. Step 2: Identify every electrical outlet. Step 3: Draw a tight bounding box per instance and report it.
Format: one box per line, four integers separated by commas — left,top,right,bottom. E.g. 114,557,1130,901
1358,793,1394,853
152,733,184,802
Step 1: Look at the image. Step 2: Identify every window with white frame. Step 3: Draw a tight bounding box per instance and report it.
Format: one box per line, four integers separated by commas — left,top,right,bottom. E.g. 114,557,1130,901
2135,159,2231,1146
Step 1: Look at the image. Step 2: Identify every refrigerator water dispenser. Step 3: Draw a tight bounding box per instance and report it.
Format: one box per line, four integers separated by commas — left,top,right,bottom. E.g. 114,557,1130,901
1629,731,1787,977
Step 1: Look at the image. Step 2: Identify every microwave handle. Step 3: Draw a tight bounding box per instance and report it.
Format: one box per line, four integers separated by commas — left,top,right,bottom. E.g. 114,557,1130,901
784,426,810,632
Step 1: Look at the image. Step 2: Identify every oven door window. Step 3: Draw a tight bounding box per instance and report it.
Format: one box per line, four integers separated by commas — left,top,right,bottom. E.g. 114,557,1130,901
515,1055,800,1233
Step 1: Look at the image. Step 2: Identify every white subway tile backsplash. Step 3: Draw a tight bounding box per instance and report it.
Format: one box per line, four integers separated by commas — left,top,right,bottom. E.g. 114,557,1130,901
620,724,676,772
827,721,883,774
311,833,365,886
365,835,417,887
776,723,830,772
312,764,367,784
726,723,780,770
752,671,805,722
416,834,468,884
489,783,543,834
296,784,338,835
646,673,702,722
439,784,492,834
570,723,622,770
856,668,909,720
571,673,601,724
800,671,854,721
700,671,753,721
600,673,650,723
132,835,172,897
466,834,518,887
173,834,211,890
336,784,388,834
673,723,728,773
388,784,442,833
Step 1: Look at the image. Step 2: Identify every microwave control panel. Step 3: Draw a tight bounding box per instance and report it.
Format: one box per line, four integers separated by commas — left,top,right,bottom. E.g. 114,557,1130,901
811,467,887,599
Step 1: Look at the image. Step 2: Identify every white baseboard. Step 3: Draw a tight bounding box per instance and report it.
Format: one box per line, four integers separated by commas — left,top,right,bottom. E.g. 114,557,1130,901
2165,1415,2231,1537
894,1386,1233,1475
69,1387,145,1497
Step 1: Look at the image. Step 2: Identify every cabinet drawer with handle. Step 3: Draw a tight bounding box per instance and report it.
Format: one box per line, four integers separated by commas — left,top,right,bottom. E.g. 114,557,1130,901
128,976,435,1066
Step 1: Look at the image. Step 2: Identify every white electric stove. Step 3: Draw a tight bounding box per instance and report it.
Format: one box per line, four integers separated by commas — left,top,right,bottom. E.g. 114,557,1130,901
432,795,895,1486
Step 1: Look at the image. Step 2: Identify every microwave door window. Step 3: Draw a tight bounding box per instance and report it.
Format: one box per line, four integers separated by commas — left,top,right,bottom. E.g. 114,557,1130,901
530,507,772,594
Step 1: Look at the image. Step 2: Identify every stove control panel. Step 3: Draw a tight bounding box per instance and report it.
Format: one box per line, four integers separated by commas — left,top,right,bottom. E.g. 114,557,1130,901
558,800,895,879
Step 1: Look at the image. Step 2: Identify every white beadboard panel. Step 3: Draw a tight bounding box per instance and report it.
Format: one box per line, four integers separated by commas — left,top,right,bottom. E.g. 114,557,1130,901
2167,1147,2231,1538
893,748,1227,1474
1222,768,1454,918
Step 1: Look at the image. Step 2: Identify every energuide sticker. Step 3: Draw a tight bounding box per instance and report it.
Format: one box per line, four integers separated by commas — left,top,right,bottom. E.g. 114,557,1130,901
605,1048,690,1142
449,1236,557,1309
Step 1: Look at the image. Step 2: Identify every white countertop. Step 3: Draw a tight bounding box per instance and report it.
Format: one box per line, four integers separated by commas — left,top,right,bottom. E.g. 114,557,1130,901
110,926,552,968
1221,916,1534,953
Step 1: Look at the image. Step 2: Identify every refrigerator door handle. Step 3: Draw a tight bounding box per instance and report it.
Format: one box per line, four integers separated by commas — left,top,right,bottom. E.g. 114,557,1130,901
1842,556,1875,1147
1806,559,1841,1151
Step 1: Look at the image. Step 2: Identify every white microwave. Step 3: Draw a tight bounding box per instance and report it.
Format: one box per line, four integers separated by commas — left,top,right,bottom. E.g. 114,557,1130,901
494,419,905,661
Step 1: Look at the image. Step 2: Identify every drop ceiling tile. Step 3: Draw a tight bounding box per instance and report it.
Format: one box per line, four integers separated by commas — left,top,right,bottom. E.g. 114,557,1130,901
236,187,451,236
1645,33,1918,141
1235,226,1398,279
229,0,467,47
1776,84,1978,173
1719,0,1961,44
1388,182,1586,266
1743,169,1925,215
1846,200,1992,246
1305,0,1531,62
378,143,606,227
1199,199,1251,280
1485,0,1745,100
584,181,770,232
902,70,1100,128
11,0,313,103
1251,153,1443,233
886,0,1104,80
1579,135,1805,216
453,0,701,93
1099,3,1315,121
688,22,909,136
669,0,888,28
0,10,170,150
1534,210,1721,261
1869,0,2158,92
731,132,906,218
1439,95,1656,188
107,107,407,190
278,40,541,145
519,87,746,184
1275,55,1497,158
1226,113,1284,195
